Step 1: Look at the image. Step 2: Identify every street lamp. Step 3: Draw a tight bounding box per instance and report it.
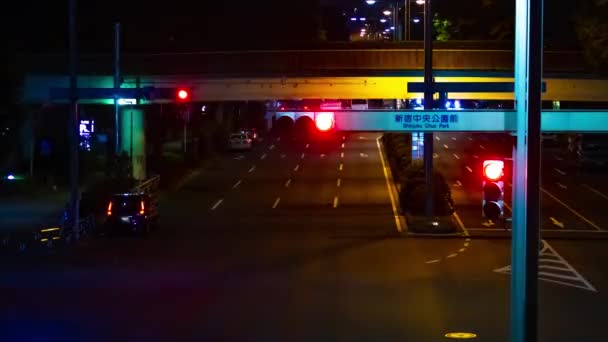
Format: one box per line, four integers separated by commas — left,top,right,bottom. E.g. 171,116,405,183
365,0,377,4
380,18,387,23
383,10,392,15
416,0,424,4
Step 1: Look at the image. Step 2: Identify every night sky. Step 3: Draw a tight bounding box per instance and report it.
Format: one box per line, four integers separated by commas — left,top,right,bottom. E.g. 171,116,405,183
2,0,582,54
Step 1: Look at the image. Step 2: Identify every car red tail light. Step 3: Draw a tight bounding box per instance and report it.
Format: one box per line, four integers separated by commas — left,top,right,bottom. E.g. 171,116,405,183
140,200,145,215
107,202,113,216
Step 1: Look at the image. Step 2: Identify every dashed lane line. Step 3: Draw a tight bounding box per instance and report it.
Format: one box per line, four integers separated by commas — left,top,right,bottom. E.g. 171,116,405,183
294,164,300,172
453,153,460,160
339,163,343,171
479,145,486,150
300,153,305,159
377,136,404,233
272,197,281,209
211,199,224,211
443,144,449,149
232,180,242,189
341,143,345,149
425,259,440,264
306,143,310,149
333,196,339,208
466,166,473,173
446,253,458,259
341,152,344,158
285,179,292,188
248,165,256,173
337,178,341,187
554,168,566,176
260,153,267,160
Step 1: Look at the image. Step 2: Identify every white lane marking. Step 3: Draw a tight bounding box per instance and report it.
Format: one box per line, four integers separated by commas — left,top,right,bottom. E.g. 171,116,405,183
337,178,341,187
425,259,440,264
360,153,368,158
447,253,458,259
339,163,344,171
583,184,608,201
465,238,471,242
495,240,597,292
333,196,339,208
300,153,305,159
466,166,473,173
550,217,565,229
232,180,242,189
454,180,462,187
305,143,310,149
433,153,439,159
280,154,286,159
260,153,267,160
435,136,440,141
341,143,345,149
459,248,466,253
269,144,275,150
340,152,344,158
451,137,457,141
294,164,300,172
557,183,567,190
320,154,326,158
443,144,449,149
272,197,281,209
554,168,566,176
248,165,256,173
468,136,473,141
555,156,564,161
453,153,460,160
377,137,404,233
211,199,224,211
473,154,479,159
479,145,486,150
285,179,292,188
277,137,281,142
342,135,346,140
541,187,601,230
464,242,470,247
234,155,245,160
358,136,367,140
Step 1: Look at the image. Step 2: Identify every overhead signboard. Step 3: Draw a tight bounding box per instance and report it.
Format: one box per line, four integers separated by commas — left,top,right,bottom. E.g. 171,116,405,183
273,110,608,132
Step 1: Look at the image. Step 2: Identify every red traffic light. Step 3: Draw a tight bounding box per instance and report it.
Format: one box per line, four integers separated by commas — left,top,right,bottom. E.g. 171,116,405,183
177,89,190,101
483,160,504,181
315,112,334,132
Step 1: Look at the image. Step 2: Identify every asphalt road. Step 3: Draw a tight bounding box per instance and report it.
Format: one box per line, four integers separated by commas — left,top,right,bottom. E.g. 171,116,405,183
1,131,608,341
435,132,608,233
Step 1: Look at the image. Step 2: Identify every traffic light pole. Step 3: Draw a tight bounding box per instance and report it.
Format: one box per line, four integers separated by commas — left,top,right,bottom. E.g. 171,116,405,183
510,0,543,340
68,0,80,240
114,23,121,155
423,0,434,221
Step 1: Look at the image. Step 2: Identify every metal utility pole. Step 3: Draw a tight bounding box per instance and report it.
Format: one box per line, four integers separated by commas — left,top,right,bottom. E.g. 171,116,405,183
68,0,80,239
423,0,434,221
114,23,121,155
404,0,409,41
510,0,543,340
392,2,399,41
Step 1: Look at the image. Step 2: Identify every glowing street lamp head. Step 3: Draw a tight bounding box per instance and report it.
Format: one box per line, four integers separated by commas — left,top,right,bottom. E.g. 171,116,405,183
315,112,335,132
380,18,387,23
383,10,392,16
365,0,377,4
416,0,425,4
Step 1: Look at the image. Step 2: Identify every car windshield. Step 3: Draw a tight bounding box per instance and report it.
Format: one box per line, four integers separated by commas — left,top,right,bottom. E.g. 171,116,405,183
5,0,608,341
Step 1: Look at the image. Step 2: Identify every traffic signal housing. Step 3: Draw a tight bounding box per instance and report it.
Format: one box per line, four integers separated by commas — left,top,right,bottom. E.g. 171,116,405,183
315,112,334,132
482,159,505,220
176,88,190,102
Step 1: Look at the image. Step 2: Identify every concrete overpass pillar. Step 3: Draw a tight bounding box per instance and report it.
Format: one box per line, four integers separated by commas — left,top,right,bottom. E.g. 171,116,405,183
120,107,146,180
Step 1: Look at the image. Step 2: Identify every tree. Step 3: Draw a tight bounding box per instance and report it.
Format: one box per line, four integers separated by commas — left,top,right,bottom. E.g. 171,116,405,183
433,14,452,41
575,0,608,73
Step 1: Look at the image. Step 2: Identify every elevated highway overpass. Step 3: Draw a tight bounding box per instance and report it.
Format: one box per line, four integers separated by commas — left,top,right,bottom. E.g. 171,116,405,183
21,42,608,103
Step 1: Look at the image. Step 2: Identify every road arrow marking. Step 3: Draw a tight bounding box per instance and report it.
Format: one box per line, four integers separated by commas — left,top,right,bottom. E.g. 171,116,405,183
550,217,565,229
482,220,495,227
